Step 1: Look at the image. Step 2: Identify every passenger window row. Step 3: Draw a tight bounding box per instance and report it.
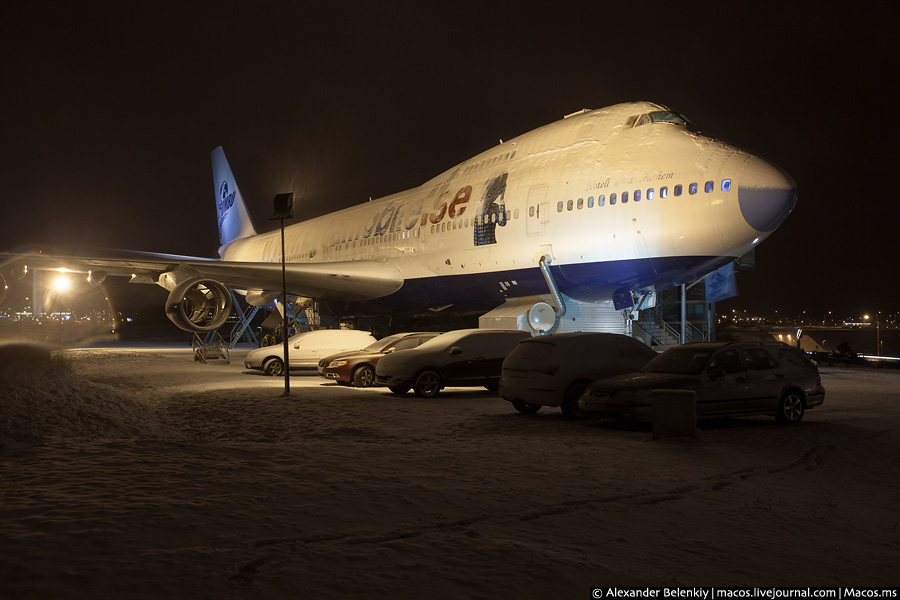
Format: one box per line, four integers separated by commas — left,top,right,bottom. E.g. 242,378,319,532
555,179,732,212
429,209,519,234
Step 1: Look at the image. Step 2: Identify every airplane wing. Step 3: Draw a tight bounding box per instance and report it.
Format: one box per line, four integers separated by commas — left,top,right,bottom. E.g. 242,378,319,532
0,248,404,301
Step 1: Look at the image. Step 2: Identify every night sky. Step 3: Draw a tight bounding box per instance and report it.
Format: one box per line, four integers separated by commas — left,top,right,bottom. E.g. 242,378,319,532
2,1,898,319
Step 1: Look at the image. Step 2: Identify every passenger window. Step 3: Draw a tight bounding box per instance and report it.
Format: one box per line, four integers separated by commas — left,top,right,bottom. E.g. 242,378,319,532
705,181,714,193
529,206,535,217
722,179,732,192
689,183,698,195
709,349,743,374
588,196,594,208
567,199,574,211
557,201,564,212
610,193,617,205
622,191,629,203
660,187,668,198
674,185,682,197
647,188,654,200
634,190,641,202
598,195,605,206
577,198,584,209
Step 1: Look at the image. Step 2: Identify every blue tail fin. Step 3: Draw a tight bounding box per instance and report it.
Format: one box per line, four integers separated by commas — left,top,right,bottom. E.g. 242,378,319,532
211,147,257,249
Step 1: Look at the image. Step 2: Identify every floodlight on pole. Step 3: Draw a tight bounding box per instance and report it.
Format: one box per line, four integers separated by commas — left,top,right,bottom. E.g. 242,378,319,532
272,192,294,396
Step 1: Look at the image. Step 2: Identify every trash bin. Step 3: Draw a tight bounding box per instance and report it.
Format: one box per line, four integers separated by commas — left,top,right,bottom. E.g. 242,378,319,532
651,389,697,439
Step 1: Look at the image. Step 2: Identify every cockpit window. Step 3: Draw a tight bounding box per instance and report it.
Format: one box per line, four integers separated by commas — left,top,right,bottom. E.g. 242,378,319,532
629,111,690,128
648,111,689,125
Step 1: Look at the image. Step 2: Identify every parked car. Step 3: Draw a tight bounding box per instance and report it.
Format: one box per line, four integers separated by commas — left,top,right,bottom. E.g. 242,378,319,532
244,329,376,376
499,332,658,418
318,332,440,387
578,341,825,423
375,328,531,397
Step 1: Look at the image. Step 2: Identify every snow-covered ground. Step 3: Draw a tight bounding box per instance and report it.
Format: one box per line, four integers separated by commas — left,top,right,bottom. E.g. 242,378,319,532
1,344,898,598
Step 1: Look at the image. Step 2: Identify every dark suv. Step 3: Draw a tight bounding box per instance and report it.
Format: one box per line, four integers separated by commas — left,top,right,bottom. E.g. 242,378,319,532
374,328,531,397
579,341,825,423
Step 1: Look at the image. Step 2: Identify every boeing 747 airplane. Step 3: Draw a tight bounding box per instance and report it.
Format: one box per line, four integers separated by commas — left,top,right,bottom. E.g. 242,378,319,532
1,101,796,335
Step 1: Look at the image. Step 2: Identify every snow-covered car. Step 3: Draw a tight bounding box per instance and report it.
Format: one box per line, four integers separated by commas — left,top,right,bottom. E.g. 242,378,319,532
499,332,658,418
374,328,531,397
578,341,825,423
318,332,440,387
244,329,376,376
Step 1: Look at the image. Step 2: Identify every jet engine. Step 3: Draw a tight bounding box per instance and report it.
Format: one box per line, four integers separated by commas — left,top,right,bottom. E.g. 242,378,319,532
165,278,233,332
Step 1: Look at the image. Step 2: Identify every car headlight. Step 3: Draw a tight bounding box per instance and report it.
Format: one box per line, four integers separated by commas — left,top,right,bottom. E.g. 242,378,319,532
327,360,348,368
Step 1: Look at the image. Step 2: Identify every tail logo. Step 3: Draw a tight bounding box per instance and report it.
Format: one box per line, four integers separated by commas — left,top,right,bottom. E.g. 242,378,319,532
218,181,236,215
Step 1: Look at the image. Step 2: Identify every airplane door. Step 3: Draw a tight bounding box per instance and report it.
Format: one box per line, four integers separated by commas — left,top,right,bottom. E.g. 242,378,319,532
526,185,549,236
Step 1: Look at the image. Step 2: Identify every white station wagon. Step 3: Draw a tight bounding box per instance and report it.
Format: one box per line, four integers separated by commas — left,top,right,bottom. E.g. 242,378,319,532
244,329,376,376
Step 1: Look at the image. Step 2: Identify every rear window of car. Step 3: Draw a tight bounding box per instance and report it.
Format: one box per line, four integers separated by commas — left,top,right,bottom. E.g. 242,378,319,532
570,337,615,357
771,345,813,368
743,347,776,370
614,337,657,359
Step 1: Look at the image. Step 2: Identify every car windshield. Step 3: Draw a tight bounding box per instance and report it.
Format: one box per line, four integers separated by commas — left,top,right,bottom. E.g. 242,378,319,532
643,346,716,374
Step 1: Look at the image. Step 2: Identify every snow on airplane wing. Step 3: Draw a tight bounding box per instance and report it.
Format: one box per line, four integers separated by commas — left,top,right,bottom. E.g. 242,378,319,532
0,249,404,301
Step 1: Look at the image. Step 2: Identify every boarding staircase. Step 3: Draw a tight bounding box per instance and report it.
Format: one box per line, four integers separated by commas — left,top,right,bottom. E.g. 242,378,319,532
635,305,708,349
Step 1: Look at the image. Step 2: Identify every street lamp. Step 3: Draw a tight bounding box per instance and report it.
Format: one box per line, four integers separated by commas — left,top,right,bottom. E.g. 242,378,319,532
272,192,294,396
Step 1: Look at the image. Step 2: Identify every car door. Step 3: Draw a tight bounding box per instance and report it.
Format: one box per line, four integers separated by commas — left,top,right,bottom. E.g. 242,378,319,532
739,346,783,413
439,336,486,386
698,347,752,417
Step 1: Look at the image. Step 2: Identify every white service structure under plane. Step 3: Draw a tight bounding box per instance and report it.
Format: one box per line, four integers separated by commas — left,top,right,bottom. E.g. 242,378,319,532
1,102,797,333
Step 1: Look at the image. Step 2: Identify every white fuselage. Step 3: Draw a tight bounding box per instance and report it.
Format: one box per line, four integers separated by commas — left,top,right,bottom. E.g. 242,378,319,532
219,102,795,312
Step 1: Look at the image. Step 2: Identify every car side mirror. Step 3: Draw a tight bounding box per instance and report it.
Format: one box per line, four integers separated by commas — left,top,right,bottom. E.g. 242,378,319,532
384,348,396,353
708,368,725,379
449,346,462,356
293,343,300,349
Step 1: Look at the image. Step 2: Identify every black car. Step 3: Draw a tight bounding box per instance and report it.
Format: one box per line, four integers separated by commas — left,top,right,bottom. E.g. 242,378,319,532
579,341,825,423
374,328,531,397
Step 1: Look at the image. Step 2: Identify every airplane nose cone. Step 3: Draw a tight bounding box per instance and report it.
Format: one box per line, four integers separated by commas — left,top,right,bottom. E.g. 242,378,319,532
738,157,797,232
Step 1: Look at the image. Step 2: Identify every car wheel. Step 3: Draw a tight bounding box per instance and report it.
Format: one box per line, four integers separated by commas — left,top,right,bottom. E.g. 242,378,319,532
775,390,805,424
413,370,442,398
388,384,410,395
512,400,541,414
561,380,589,420
352,364,376,388
263,357,284,377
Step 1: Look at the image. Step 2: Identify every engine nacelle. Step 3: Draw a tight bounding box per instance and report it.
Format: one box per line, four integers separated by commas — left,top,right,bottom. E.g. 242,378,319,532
165,278,233,333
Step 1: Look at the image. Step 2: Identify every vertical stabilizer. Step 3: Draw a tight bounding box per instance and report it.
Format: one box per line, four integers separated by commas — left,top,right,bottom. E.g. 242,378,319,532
211,146,257,249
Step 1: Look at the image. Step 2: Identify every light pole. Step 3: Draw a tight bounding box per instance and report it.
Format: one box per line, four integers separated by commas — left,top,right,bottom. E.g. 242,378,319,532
272,193,294,396
876,311,881,356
